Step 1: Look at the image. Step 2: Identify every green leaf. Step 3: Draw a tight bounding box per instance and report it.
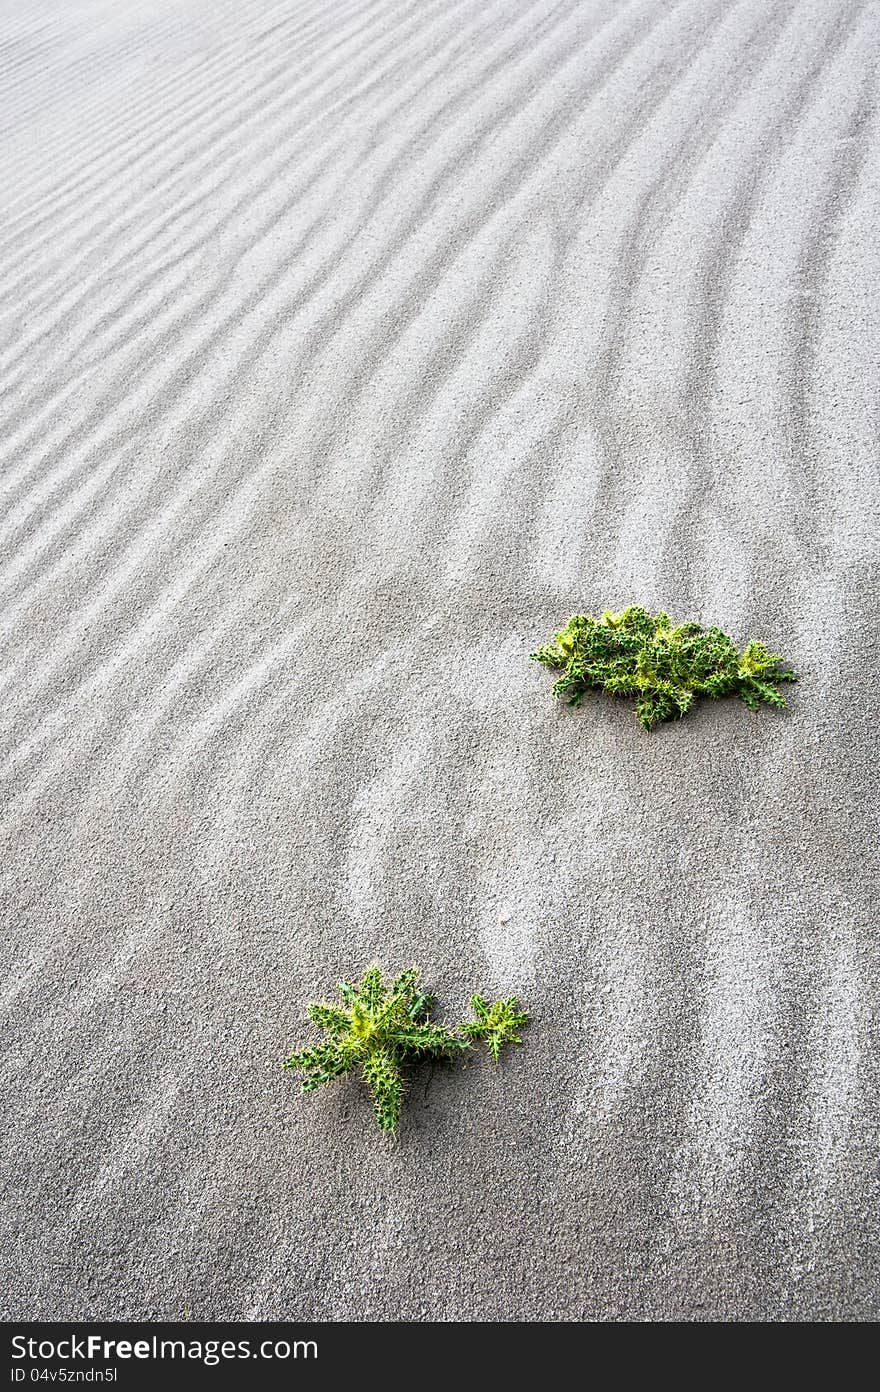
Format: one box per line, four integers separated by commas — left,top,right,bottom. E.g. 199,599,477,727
469,993,490,1021
406,989,435,1022
357,965,385,1015
395,1023,469,1056
307,1003,350,1035
362,1047,404,1131
283,1041,354,1092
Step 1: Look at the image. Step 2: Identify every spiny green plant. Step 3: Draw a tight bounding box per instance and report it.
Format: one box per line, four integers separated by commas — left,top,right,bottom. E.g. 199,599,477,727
283,965,529,1132
459,994,530,1061
531,605,796,731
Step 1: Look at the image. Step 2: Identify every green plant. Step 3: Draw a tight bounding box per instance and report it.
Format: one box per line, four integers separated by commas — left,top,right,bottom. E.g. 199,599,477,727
283,965,529,1132
531,605,796,731
459,994,530,1061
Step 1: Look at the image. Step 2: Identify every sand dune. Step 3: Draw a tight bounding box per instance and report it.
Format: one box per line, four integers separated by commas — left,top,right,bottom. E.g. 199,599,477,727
1,0,878,1320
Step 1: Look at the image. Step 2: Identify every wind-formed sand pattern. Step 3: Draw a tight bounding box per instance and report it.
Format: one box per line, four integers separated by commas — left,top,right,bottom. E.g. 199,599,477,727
1,0,878,1320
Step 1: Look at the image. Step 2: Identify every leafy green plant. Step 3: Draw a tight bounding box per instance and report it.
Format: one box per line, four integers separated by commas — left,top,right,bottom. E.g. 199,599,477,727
283,965,529,1132
459,994,530,1061
531,605,796,731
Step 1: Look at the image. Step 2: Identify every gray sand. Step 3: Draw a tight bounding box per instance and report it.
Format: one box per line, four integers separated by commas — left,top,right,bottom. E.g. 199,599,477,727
1,0,879,1321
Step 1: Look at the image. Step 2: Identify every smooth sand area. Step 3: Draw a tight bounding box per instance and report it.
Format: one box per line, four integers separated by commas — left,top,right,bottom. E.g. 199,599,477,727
1,0,878,1320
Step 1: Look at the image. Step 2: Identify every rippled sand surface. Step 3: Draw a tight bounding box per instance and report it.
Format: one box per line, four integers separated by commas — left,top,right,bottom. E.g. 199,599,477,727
2,0,878,1320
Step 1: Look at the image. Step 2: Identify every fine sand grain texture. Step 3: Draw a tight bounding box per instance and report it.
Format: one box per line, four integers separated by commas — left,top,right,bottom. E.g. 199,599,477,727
1,0,879,1321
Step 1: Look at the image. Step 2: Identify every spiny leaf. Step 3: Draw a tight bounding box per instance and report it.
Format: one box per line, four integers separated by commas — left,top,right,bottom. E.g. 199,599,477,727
406,989,435,1022
357,965,385,1015
470,993,490,1021
306,1003,349,1035
394,1023,470,1055
361,1047,404,1132
282,1041,356,1091
389,966,419,993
